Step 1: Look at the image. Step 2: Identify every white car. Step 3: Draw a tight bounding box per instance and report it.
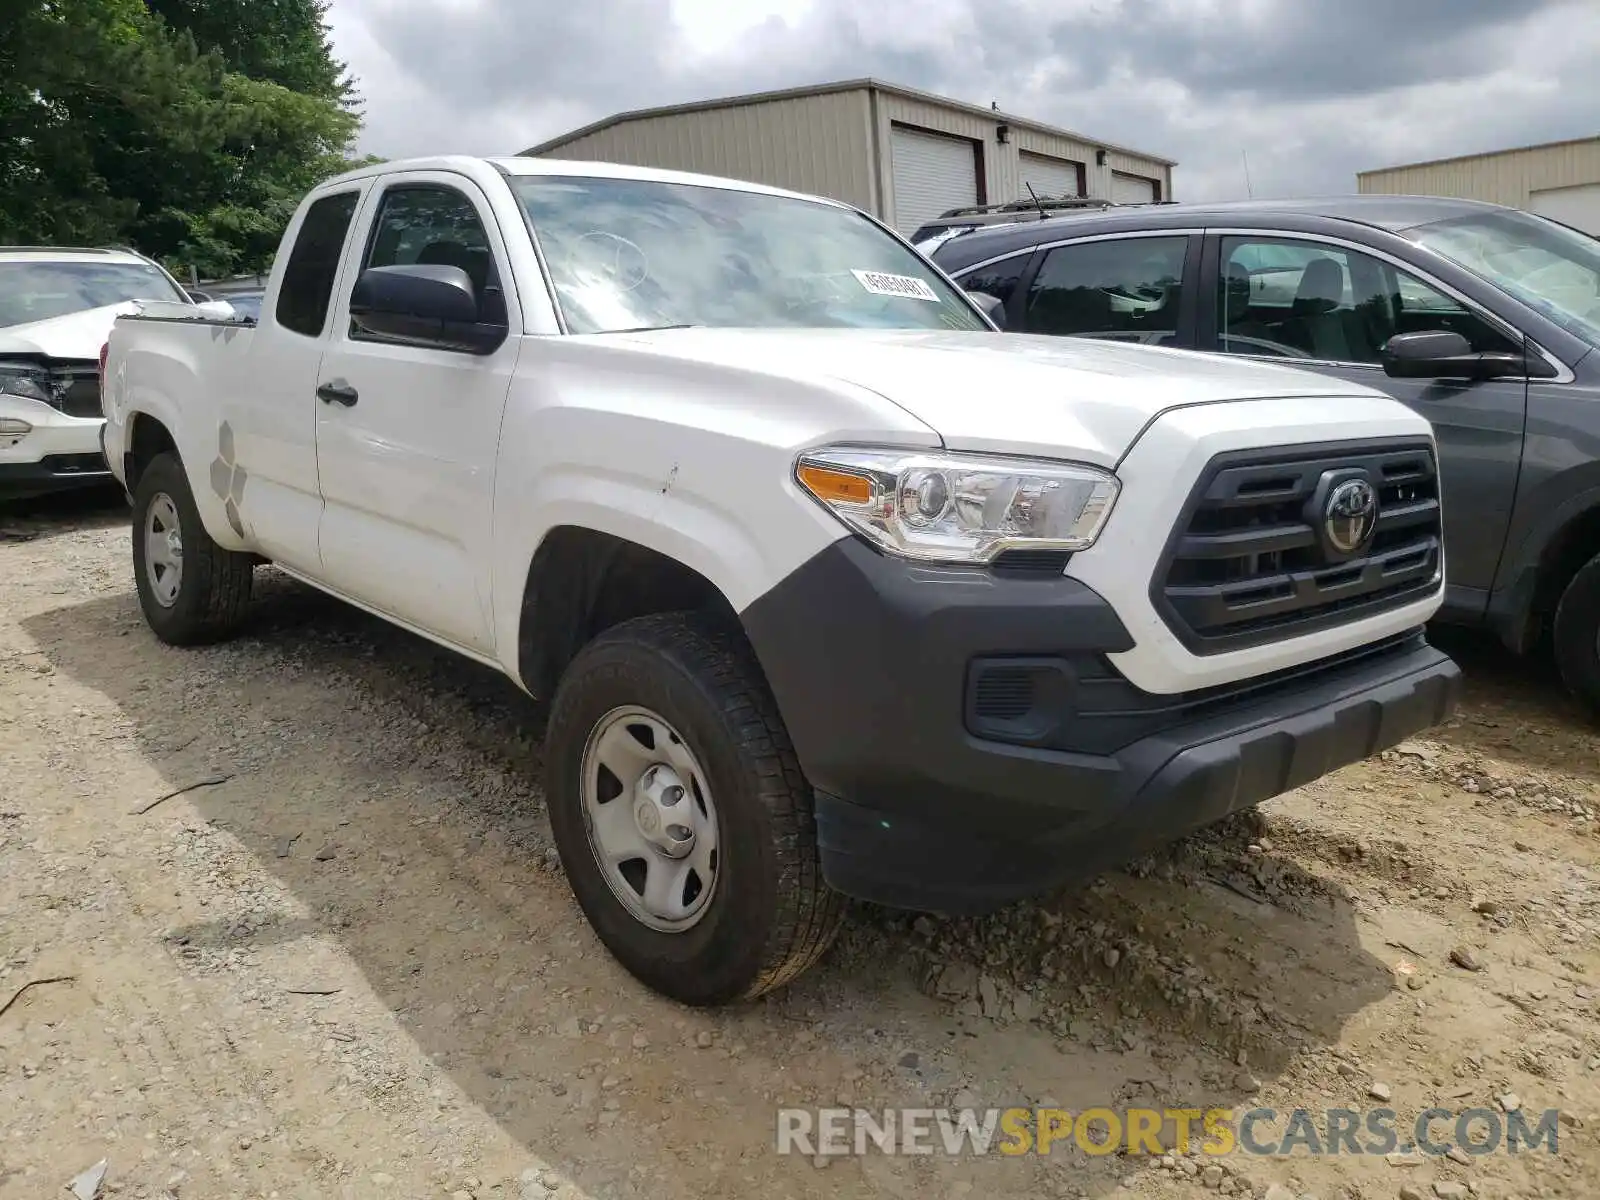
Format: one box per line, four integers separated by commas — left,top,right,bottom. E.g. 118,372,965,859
101,156,1461,1004
0,246,199,502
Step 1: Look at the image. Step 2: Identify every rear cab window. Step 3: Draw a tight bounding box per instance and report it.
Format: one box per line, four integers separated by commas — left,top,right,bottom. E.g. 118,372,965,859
276,191,361,338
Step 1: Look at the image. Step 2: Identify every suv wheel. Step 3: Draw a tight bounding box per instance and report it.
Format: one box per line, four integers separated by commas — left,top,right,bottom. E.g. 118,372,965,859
544,612,845,1005
1553,549,1600,718
132,452,254,645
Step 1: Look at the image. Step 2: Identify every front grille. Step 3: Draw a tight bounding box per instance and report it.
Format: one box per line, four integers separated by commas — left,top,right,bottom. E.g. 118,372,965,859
46,361,103,419
1154,439,1441,654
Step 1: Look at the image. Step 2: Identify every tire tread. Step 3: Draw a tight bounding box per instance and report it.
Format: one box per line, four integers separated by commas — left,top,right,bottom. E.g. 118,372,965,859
549,610,846,1002
133,452,254,645
1552,551,1600,720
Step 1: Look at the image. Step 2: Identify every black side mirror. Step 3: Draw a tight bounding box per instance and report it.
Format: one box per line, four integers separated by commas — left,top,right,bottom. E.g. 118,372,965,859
1381,330,1529,381
349,263,507,354
966,289,1007,330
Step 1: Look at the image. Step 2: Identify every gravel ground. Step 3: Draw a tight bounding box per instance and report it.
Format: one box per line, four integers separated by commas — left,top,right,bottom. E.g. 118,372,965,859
2,492,1598,1200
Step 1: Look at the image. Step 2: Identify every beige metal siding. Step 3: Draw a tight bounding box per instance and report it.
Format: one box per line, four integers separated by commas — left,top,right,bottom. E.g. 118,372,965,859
528,82,1177,223
1357,138,1600,210
531,90,877,212
871,92,1174,222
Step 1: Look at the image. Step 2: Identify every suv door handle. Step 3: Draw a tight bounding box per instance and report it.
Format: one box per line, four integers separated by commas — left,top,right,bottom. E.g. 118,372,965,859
316,380,358,407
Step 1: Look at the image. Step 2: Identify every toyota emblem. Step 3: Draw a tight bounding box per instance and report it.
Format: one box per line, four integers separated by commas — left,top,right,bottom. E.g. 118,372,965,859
1325,478,1379,554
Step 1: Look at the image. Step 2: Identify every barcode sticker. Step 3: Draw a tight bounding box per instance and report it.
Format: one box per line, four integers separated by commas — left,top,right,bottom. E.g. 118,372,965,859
852,269,940,302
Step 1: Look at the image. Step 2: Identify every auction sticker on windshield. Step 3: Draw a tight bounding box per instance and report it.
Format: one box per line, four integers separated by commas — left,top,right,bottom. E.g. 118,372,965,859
852,270,940,301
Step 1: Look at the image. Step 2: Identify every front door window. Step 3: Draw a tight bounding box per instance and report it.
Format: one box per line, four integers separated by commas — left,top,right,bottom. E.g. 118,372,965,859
1215,237,1520,364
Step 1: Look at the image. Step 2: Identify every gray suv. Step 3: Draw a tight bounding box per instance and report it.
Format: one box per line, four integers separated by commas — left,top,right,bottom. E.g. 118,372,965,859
928,196,1600,714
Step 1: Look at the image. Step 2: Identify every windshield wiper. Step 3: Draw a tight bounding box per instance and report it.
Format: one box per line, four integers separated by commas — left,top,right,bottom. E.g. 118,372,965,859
601,323,699,333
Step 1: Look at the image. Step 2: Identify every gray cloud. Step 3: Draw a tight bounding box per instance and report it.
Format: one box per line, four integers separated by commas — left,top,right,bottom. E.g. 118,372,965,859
1038,0,1568,98
328,0,1600,201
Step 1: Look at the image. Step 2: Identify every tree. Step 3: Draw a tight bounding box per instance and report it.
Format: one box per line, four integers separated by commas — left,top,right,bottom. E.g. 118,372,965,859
144,0,353,103
0,0,367,278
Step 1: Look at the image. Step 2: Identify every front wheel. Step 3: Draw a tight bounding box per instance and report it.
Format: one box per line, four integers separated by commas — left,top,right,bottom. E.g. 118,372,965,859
131,452,254,645
1553,550,1600,719
544,612,845,1005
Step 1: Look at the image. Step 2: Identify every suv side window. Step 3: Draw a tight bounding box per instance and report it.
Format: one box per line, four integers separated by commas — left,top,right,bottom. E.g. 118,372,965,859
353,184,506,340
275,191,359,338
1217,236,1520,364
954,252,1031,310
1022,236,1187,344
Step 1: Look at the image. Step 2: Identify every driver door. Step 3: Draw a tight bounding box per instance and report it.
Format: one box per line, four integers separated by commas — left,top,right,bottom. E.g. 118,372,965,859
1200,232,1528,613
312,171,523,653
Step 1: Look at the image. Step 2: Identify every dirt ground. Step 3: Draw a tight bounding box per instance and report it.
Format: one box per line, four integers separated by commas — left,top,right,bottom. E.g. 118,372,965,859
2,492,1597,1200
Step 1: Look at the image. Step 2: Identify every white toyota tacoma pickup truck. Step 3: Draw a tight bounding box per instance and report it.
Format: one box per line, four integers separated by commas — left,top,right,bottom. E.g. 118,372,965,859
101,155,1461,1005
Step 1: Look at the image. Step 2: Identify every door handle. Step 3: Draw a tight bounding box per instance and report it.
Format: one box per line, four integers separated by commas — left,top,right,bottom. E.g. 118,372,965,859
316,380,358,407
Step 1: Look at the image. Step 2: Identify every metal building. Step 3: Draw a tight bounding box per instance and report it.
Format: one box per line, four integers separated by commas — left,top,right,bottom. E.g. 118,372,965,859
519,79,1176,236
1357,136,1600,234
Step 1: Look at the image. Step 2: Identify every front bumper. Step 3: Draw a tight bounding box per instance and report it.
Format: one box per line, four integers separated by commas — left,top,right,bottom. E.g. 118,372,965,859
741,536,1461,915
0,397,110,500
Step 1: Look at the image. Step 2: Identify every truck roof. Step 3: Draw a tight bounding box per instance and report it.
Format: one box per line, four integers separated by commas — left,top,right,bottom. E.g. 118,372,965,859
316,155,851,210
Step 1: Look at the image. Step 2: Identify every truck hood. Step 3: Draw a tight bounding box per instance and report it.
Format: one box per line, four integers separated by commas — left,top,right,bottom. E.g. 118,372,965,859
0,302,146,361
611,327,1385,466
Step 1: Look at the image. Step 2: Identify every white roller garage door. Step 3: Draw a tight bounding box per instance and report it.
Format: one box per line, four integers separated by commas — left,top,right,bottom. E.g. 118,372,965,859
1531,182,1600,235
1111,171,1158,204
1019,151,1082,202
890,126,979,234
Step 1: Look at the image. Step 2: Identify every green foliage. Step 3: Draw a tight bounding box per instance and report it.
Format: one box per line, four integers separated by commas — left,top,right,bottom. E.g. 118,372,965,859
0,0,370,279
145,0,353,102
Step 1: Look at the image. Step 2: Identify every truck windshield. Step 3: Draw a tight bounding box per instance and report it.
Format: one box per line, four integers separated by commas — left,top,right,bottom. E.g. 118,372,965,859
0,260,187,328
1410,210,1600,351
512,175,990,335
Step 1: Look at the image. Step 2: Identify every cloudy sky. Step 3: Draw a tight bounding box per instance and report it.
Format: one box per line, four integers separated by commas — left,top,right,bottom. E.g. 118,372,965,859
325,0,1600,201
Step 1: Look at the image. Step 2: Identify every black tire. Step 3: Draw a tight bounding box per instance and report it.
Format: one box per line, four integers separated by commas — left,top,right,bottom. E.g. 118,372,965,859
131,452,254,645
544,611,846,1005
1554,551,1600,718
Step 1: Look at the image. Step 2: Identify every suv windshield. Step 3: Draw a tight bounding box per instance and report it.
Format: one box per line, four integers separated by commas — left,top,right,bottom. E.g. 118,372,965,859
1410,210,1600,350
512,176,989,335
0,260,186,328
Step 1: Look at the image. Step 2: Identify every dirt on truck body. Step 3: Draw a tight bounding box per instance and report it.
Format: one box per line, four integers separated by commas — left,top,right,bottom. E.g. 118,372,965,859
1,502,1597,1200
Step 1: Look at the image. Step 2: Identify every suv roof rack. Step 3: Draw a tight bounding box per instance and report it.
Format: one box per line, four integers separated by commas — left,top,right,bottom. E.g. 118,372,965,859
932,196,1180,220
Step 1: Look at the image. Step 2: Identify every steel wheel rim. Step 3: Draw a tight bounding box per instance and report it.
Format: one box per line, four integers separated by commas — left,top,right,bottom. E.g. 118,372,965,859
144,493,184,608
579,704,720,933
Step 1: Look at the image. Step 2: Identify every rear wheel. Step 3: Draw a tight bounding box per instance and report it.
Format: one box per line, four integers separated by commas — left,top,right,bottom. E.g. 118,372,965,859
131,452,254,645
544,612,845,1005
1553,550,1600,719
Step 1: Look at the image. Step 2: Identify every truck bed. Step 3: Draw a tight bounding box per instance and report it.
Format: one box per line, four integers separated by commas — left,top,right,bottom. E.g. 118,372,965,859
102,311,259,531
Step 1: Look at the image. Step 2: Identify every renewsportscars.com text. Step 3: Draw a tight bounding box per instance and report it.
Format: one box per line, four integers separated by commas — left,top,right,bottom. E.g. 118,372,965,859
775,1106,1564,1158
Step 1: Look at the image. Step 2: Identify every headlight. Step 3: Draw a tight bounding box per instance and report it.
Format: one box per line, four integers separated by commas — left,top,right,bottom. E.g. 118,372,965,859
0,417,33,436
794,446,1119,564
0,364,52,404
